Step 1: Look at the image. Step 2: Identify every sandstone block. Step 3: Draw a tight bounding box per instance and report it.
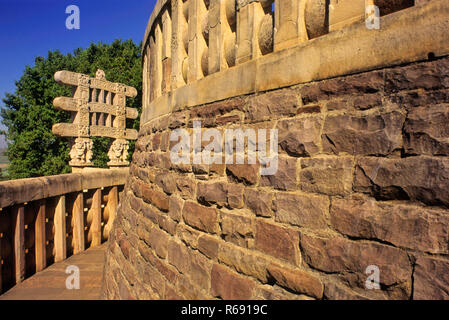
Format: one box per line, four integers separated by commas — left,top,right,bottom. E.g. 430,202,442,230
198,235,220,259
277,117,322,157
211,264,254,300
182,201,220,234
354,156,449,207
197,182,228,206
260,157,297,191
300,71,384,104
255,220,300,265
322,111,405,155
413,256,449,300
330,198,449,254
300,157,353,197
245,89,298,122
385,58,448,93
244,188,273,217
176,177,196,199
167,240,191,274
273,193,328,229
141,184,170,212
220,211,254,248
190,97,245,118
404,105,449,156
218,242,269,283
267,264,323,299
300,233,412,299
226,163,259,185
155,170,177,194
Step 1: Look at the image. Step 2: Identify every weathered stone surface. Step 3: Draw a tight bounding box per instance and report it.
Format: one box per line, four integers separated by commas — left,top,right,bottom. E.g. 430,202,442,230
190,98,245,119
176,224,201,249
245,89,298,122
182,201,220,234
216,114,241,125
323,279,369,300
227,184,244,209
198,235,220,259
197,182,228,206
254,285,312,300
188,251,212,291
141,184,170,212
226,163,259,185
211,264,254,300
404,105,449,156
176,177,196,200
277,117,322,157
330,198,449,254
255,220,300,265
413,256,449,300
147,227,169,259
244,188,273,217
220,211,254,248
260,157,297,191
300,233,412,298
167,240,191,274
300,71,384,104
138,241,178,284
169,111,188,129
300,157,353,197
274,193,328,229
388,89,449,109
385,58,449,94
267,264,323,299
168,196,183,222
354,156,449,207
322,112,405,155
155,170,177,194
218,243,269,283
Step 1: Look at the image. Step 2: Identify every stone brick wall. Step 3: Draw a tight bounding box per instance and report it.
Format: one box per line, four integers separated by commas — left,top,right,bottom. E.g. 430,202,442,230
102,56,449,300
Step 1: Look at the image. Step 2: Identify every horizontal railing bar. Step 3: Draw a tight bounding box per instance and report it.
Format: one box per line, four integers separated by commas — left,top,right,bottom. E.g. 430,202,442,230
0,168,128,209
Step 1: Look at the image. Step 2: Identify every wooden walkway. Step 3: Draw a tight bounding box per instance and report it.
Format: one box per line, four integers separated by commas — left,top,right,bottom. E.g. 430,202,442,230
0,243,107,300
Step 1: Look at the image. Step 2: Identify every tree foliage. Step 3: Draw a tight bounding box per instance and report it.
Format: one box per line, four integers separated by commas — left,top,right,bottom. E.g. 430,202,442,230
0,40,142,179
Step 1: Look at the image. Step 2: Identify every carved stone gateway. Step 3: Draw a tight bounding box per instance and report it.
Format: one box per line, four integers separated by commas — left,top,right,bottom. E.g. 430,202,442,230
52,69,138,170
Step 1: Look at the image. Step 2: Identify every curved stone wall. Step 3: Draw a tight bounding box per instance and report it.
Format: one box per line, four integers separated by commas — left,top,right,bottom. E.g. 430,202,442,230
102,0,449,300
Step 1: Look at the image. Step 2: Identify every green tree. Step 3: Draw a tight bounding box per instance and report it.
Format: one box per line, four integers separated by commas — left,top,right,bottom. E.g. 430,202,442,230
0,40,142,179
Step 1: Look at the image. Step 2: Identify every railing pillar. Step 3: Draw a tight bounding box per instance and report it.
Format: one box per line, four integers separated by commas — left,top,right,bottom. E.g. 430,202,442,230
208,0,235,73
54,195,67,262
171,0,188,89
188,0,208,82
12,205,25,284
90,189,102,247
274,0,308,51
162,9,173,94
103,187,118,241
35,200,46,272
72,192,85,254
235,1,265,65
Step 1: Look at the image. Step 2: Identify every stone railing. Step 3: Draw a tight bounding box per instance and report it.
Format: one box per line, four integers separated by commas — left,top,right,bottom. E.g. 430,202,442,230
140,0,448,124
0,168,127,294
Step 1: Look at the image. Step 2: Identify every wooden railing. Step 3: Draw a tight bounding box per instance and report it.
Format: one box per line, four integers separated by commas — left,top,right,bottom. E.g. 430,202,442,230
0,168,127,294
141,0,416,106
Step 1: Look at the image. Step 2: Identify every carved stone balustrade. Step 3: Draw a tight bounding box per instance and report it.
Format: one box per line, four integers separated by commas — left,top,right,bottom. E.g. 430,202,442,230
140,0,430,124
0,168,127,294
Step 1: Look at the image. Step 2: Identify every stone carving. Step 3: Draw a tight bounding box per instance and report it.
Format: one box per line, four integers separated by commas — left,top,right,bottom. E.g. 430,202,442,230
52,69,138,169
69,137,93,167
107,139,130,166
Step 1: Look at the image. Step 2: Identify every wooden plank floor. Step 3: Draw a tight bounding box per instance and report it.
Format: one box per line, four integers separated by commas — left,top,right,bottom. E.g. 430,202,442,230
0,243,107,300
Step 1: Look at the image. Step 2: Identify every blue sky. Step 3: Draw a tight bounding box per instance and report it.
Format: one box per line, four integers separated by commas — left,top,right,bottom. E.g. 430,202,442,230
0,0,157,148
